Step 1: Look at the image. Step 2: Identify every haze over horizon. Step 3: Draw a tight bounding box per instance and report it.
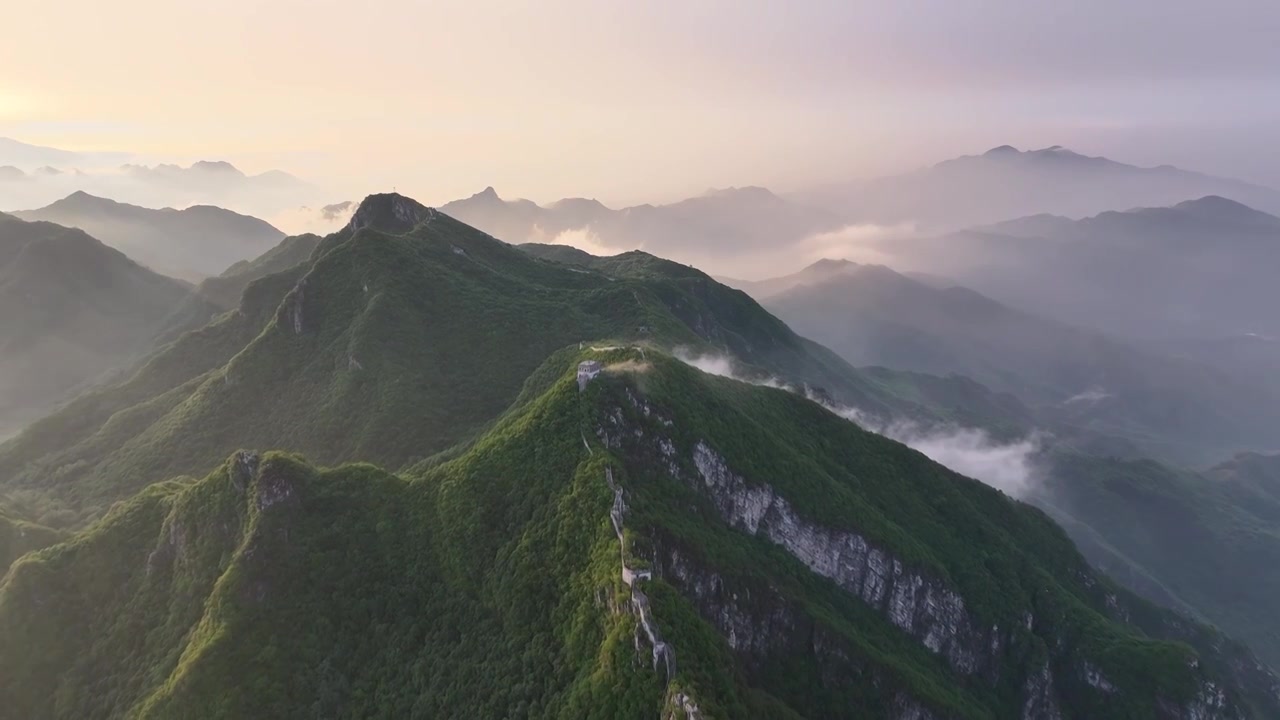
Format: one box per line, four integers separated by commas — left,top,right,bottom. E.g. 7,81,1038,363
10,4,1280,716
4,0,1280,213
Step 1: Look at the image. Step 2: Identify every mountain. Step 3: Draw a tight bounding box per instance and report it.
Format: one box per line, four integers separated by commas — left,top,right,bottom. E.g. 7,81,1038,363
439,186,546,241
798,145,1280,230
0,504,62,571
0,213,193,440
440,185,842,273
197,233,323,310
0,137,129,169
0,138,320,232
14,192,285,280
119,160,309,196
0,193,1019,525
149,232,327,344
921,196,1280,345
723,257,885,299
2,348,1277,719
739,259,1280,466
730,259,1280,664
1039,450,1280,669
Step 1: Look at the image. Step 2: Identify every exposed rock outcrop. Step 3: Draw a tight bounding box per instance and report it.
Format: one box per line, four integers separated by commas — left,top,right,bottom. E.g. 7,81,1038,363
283,278,307,334
594,383,1259,720
345,193,437,235
604,466,673,679
691,440,991,677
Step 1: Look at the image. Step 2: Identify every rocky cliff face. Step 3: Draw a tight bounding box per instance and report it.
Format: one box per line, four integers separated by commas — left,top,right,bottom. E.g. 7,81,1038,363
583,362,703,717
691,440,994,679
654,539,944,720
593,380,1261,720
345,193,438,234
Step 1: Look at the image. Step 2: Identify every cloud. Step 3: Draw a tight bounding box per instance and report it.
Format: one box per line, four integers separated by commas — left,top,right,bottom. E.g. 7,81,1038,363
796,222,917,264
822,397,1042,498
320,201,355,222
541,226,622,257
899,428,1040,496
682,221,919,281
673,349,737,379
1063,388,1112,405
673,349,1042,497
673,348,789,389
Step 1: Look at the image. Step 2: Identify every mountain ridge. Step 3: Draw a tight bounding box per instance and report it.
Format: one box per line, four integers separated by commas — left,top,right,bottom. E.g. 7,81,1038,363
2,348,1277,718
14,191,284,279
0,212,194,440
797,145,1280,231
2,193,1023,523
742,257,1280,465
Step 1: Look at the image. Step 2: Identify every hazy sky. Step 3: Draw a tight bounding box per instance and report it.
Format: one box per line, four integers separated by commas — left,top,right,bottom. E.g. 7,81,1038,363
4,0,1280,206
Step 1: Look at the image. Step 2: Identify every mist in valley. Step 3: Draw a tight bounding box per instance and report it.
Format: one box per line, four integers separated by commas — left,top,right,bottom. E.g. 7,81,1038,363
674,349,1044,498
5,2,1280,716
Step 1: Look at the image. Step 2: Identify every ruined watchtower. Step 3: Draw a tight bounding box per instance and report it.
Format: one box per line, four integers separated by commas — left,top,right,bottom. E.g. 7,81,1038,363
577,360,603,391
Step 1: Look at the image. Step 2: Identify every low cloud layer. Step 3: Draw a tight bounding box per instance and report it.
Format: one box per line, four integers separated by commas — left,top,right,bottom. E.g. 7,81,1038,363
674,349,1042,497
533,221,918,281
540,227,620,258
838,408,1042,497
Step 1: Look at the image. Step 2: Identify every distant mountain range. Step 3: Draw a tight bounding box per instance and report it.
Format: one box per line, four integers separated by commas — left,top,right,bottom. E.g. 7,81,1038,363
732,258,1280,466
798,145,1280,230
14,191,285,279
1041,449,1280,670
0,137,131,169
315,145,1280,279
0,212,192,438
890,195,1280,344
0,137,319,224
436,185,842,275
0,193,1006,517
3,194,1279,718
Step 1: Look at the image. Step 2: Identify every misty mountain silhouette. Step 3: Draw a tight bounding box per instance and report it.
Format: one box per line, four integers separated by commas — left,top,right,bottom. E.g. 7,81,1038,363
798,145,1280,229
439,184,841,266
934,196,1280,342
734,258,1280,467
4,195,1279,717
15,191,283,280
0,212,192,436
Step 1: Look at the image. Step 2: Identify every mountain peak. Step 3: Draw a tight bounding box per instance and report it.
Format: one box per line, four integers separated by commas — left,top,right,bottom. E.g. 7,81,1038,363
549,196,606,210
1176,194,1253,213
983,145,1019,156
346,192,436,234
804,258,858,273
48,190,121,210
702,185,779,201
1172,195,1280,226
190,160,244,176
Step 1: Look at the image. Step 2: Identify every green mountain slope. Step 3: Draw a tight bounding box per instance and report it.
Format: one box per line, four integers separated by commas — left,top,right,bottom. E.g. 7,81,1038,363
0,213,193,440
0,195,1023,523
2,349,1275,719
1038,452,1280,668
735,259,1280,667
153,232,325,342
0,504,63,571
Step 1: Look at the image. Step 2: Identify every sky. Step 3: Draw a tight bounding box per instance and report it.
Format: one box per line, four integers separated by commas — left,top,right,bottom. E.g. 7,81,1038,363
3,0,1280,209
